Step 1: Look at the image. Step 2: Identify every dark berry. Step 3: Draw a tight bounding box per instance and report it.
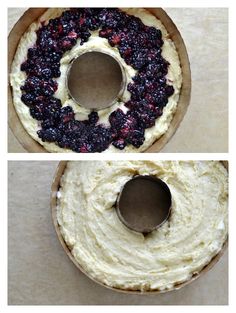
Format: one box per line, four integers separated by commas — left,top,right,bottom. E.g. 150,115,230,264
166,85,174,97
21,93,36,106
41,68,52,79
60,106,75,123
112,138,126,150
37,128,62,142
88,111,99,125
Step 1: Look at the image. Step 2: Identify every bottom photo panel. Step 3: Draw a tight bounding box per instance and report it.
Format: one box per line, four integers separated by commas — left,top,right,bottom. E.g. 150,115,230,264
8,160,228,305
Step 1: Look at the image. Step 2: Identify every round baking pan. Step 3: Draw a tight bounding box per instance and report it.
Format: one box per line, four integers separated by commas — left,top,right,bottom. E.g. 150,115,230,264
8,8,191,153
51,161,228,294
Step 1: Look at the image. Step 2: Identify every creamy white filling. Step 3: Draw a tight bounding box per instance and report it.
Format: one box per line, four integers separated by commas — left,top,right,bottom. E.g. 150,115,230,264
10,8,182,153
57,161,228,291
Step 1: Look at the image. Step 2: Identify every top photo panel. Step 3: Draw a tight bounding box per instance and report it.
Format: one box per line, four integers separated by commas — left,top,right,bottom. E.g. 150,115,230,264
8,8,228,153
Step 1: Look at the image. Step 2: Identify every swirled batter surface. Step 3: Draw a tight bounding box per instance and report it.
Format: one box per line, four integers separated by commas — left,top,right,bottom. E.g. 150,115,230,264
57,161,228,291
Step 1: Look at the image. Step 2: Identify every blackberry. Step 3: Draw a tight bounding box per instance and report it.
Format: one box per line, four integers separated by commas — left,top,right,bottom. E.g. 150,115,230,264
109,108,125,128
50,63,61,78
29,96,61,121
41,68,52,79
39,79,58,96
118,45,132,59
60,106,75,123
78,30,91,45
130,49,148,70
108,34,121,47
166,85,175,97
88,111,99,125
126,128,145,148
127,83,145,100
48,97,62,107
124,100,136,109
127,16,143,31
44,50,62,63
21,76,41,92
112,138,126,150
20,61,30,72
41,118,58,129
61,10,75,21
89,126,112,152
147,27,162,40
37,128,62,142
58,37,76,51
27,47,39,58
57,135,73,149
99,9,120,28
30,103,45,120
99,28,113,38
36,29,57,51
21,93,36,106
60,21,74,34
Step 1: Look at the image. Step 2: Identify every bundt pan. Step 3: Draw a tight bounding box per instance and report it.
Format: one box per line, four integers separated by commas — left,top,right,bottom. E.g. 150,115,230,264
8,8,191,153
50,161,228,294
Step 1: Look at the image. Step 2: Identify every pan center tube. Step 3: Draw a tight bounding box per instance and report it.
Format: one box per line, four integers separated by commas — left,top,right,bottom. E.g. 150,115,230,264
116,175,172,234
67,51,126,110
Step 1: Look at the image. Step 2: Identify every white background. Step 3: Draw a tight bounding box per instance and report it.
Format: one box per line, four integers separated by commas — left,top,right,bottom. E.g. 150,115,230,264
2,0,235,311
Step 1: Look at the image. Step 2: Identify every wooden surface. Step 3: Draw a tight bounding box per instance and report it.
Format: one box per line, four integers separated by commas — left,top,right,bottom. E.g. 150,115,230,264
8,8,191,153
8,161,228,304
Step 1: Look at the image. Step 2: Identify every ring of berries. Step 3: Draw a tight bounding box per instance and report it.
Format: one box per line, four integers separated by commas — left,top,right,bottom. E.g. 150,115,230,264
20,8,174,152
